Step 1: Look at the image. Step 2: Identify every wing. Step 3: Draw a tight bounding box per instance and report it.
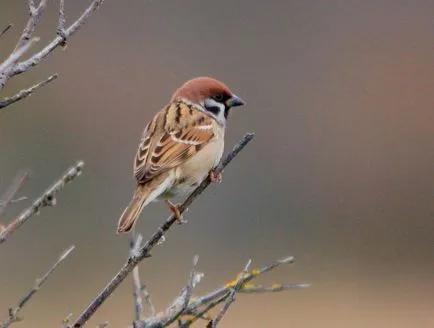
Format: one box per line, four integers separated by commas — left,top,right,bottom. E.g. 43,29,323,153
134,101,215,184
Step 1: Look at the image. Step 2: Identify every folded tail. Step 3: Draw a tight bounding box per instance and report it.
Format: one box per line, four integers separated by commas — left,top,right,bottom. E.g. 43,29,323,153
117,184,150,234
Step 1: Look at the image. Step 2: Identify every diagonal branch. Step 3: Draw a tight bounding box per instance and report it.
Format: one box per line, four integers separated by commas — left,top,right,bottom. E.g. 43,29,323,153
0,24,13,40
0,245,75,328
72,133,255,328
0,161,84,244
0,73,58,110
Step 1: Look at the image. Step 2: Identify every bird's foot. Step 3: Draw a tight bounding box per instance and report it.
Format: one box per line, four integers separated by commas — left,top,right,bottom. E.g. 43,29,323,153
166,200,186,224
208,169,222,183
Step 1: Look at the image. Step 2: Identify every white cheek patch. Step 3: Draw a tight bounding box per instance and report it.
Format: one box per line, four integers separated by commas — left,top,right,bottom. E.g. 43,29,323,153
204,98,226,125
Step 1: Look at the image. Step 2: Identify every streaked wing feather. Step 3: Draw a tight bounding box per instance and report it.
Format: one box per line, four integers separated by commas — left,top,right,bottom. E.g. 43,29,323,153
134,101,214,184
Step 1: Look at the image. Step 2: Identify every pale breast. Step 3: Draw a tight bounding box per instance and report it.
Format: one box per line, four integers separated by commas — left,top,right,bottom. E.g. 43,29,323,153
170,126,225,197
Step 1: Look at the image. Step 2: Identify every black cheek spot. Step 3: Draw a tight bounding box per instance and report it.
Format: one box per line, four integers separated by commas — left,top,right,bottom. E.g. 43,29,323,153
206,106,220,116
195,144,203,152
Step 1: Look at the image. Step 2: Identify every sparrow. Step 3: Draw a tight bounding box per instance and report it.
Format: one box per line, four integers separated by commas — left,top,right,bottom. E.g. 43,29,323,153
116,77,245,233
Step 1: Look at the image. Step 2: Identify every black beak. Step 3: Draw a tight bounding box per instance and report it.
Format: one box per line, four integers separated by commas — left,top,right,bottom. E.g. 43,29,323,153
226,94,245,108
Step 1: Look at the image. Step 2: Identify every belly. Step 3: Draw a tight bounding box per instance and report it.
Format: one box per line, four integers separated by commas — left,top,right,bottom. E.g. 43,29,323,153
159,138,224,199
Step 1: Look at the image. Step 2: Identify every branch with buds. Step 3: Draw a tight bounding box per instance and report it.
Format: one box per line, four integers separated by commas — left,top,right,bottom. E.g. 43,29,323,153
0,0,105,110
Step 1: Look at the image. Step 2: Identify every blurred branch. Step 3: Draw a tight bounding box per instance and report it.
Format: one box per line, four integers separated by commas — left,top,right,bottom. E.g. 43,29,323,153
0,24,13,39
0,0,105,109
0,161,84,244
131,232,145,321
0,73,58,110
0,169,31,221
0,245,75,328
72,133,255,328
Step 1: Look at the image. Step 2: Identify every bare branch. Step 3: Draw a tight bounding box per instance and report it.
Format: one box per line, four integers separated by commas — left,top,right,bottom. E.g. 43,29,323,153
186,255,295,312
0,73,58,110
1,245,75,328
0,37,40,75
142,256,202,328
238,283,310,293
13,0,48,51
0,169,31,221
208,259,252,328
72,133,255,328
0,24,13,40
131,233,144,321
0,161,84,244
135,255,301,328
13,0,105,77
179,294,228,328
0,0,105,101
141,285,156,318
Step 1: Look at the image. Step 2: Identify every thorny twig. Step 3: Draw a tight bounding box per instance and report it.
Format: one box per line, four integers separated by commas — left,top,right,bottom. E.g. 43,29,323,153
0,161,84,244
0,246,75,328
72,133,255,328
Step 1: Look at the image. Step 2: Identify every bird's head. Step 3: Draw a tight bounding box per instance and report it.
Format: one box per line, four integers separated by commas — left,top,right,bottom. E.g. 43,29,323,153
172,77,245,125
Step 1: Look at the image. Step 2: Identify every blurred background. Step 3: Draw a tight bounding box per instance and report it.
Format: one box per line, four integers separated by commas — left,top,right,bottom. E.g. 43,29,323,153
1,0,434,327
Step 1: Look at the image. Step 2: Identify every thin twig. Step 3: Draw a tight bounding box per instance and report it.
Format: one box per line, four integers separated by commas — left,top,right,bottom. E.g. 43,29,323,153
0,24,13,40
138,256,202,328
141,284,156,317
0,73,58,110
0,0,105,95
186,255,295,312
0,37,40,74
131,232,144,321
0,161,84,244
72,133,255,328
135,255,300,328
179,294,229,328
13,0,48,51
12,0,105,77
1,245,75,328
0,169,31,221
208,260,252,327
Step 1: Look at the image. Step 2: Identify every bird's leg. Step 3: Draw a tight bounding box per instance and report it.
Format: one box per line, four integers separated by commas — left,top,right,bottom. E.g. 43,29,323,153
165,200,186,224
208,169,222,183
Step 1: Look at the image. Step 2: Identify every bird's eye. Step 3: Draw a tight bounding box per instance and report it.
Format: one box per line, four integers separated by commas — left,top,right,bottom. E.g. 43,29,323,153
213,94,224,102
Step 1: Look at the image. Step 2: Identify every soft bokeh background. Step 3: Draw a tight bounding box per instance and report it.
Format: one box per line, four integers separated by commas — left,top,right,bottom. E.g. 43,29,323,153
1,1,434,327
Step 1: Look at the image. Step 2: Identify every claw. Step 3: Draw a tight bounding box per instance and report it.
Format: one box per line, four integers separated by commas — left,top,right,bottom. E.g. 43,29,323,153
166,200,186,224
